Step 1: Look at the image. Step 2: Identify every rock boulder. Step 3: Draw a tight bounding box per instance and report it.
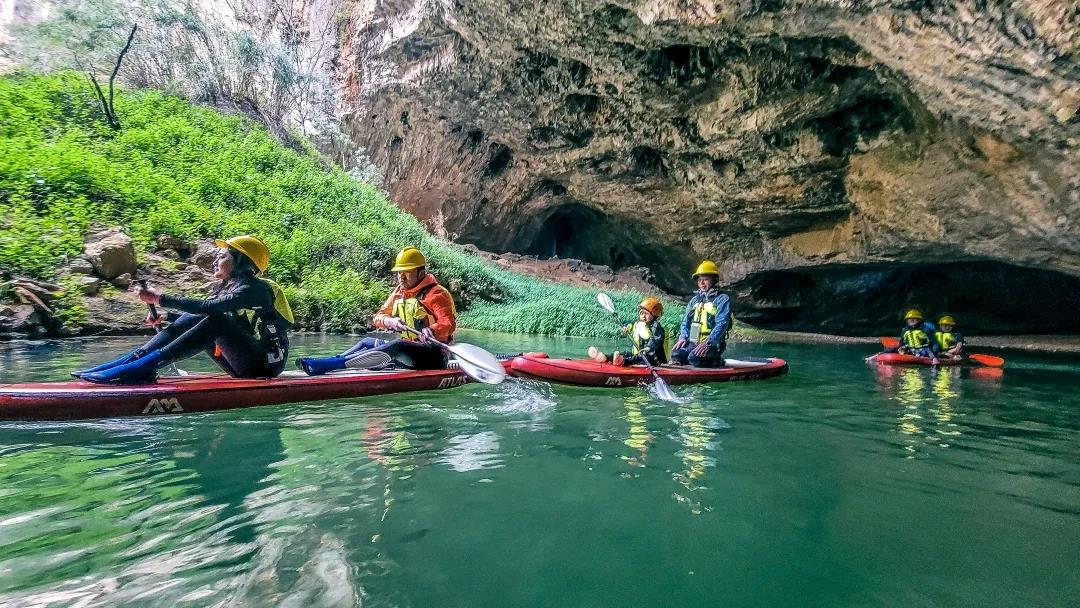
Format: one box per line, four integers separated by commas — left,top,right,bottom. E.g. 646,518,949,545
84,228,136,280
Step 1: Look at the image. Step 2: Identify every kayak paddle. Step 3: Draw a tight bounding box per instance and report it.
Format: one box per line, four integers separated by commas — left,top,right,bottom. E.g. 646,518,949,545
967,353,1005,367
401,327,506,385
596,292,678,401
879,337,1004,367
137,280,183,376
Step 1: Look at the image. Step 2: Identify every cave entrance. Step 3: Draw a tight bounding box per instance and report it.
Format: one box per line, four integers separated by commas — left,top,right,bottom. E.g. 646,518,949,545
521,203,645,266
512,203,685,291
730,261,1080,335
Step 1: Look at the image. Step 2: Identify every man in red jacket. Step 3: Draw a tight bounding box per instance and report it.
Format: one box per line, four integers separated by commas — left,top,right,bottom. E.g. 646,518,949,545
296,247,458,373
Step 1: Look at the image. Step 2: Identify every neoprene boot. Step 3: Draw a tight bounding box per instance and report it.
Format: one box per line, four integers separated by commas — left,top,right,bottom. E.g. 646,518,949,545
296,355,346,376
82,350,166,385
72,350,144,379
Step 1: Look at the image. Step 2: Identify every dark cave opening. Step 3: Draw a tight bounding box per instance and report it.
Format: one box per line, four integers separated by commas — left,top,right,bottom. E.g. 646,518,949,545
520,204,636,263
729,261,1080,335
512,203,685,289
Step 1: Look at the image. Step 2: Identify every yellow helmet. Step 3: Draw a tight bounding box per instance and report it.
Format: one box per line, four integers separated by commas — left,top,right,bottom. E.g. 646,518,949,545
938,315,956,326
692,260,720,278
215,235,270,273
639,297,664,318
904,308,923,320
391,246,427,272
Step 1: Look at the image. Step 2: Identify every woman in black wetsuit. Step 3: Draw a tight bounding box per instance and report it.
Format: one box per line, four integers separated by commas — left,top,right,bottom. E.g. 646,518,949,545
76,236,294,385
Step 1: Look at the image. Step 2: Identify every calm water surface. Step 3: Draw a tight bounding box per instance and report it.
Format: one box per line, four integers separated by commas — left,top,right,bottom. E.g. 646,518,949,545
0,331,1077,607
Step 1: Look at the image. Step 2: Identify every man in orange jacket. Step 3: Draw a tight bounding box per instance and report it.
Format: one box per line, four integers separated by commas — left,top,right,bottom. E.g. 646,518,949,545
296,247,457,373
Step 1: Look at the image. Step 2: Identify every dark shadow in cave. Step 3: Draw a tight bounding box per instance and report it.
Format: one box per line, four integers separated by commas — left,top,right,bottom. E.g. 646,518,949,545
510,203,687,292
730,261,1080,335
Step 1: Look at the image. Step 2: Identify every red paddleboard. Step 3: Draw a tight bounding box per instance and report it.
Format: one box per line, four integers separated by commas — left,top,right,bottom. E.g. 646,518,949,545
0,362,512,421
509,354,788,387
866,352,962,366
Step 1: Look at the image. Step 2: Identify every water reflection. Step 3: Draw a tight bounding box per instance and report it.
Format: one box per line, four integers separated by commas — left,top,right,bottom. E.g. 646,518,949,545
620,392,654,469
874,365,980,457
672,397,727,515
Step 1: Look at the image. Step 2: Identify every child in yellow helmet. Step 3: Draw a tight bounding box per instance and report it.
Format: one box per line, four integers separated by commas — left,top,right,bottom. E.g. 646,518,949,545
897,309,940,363
934,315,964,362
588,297,668,366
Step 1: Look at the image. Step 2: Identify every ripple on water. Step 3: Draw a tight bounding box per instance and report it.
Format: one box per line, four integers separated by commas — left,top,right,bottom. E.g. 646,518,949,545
0,337,1078,607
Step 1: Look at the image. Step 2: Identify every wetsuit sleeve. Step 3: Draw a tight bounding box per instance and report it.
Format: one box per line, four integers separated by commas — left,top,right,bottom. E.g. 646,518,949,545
678,297,695,341
423,287,457,342
371,288,399,329
706,293,731,346
159,283,266,315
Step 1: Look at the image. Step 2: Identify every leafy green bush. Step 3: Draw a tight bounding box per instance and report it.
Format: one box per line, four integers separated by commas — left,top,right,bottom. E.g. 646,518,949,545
0,72,669,338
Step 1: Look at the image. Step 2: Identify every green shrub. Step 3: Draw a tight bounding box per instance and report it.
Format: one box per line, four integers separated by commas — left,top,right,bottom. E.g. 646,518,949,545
0,72,670,338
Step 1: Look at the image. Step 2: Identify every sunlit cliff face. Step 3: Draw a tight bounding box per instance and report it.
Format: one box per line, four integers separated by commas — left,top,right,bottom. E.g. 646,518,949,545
329,0,1077,332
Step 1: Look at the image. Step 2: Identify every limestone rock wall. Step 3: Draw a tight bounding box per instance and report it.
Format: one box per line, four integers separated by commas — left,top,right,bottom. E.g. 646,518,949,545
331,0,1078,320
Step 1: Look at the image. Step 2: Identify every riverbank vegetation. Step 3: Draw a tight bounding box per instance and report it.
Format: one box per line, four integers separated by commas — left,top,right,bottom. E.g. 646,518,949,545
0,72,684,339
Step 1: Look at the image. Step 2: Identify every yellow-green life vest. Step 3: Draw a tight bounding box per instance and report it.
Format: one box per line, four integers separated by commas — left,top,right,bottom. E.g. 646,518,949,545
902,327,930,348
235,279,293,363
391,284,440,341
237,278,294,330
626,321,653,355
689,299,727,344
936,331,960,350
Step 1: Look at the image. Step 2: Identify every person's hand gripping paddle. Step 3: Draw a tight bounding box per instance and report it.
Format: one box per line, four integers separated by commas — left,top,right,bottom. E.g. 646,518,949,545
402,327,506,384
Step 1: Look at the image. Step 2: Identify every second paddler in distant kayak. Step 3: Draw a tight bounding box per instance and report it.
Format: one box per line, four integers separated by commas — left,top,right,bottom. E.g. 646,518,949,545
75,235,294,384
296,246,458,374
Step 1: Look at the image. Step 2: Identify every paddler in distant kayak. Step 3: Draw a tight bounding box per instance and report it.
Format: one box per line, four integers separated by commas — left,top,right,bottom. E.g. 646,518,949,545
897,309,940,364
670,260,732,368
934,315,964,362
297,246,457,374
75,235,294,384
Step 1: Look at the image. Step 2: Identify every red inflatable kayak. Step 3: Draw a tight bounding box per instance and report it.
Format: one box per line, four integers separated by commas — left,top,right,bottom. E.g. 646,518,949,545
0,362,512,421
509,354,788,387
866,352,962,366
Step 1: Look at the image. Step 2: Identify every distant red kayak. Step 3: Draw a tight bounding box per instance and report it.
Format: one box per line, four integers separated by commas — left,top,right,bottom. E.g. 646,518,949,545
0,362,512,421
509,354,788,387
866,352,962,366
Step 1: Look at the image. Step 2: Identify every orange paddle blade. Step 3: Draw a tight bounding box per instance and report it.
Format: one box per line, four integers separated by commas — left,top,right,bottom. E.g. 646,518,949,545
880,337,900,349
968,353,1005,367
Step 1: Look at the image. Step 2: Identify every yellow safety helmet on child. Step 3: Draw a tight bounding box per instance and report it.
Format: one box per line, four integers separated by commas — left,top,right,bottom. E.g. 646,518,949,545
904,309,923,321
938,315,956,326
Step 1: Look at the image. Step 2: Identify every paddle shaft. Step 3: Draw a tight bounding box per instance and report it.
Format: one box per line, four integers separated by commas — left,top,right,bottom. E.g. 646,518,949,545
137,280,181,375
399,326,503,380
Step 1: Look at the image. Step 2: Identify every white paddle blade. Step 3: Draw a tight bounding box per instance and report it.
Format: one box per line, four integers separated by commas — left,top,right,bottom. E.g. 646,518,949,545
597,292,616,314
449,343,506,385
652,377,678,401
723,357,773,369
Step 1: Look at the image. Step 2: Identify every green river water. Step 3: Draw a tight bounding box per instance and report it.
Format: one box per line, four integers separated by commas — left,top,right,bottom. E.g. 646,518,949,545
0,331,1077,607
